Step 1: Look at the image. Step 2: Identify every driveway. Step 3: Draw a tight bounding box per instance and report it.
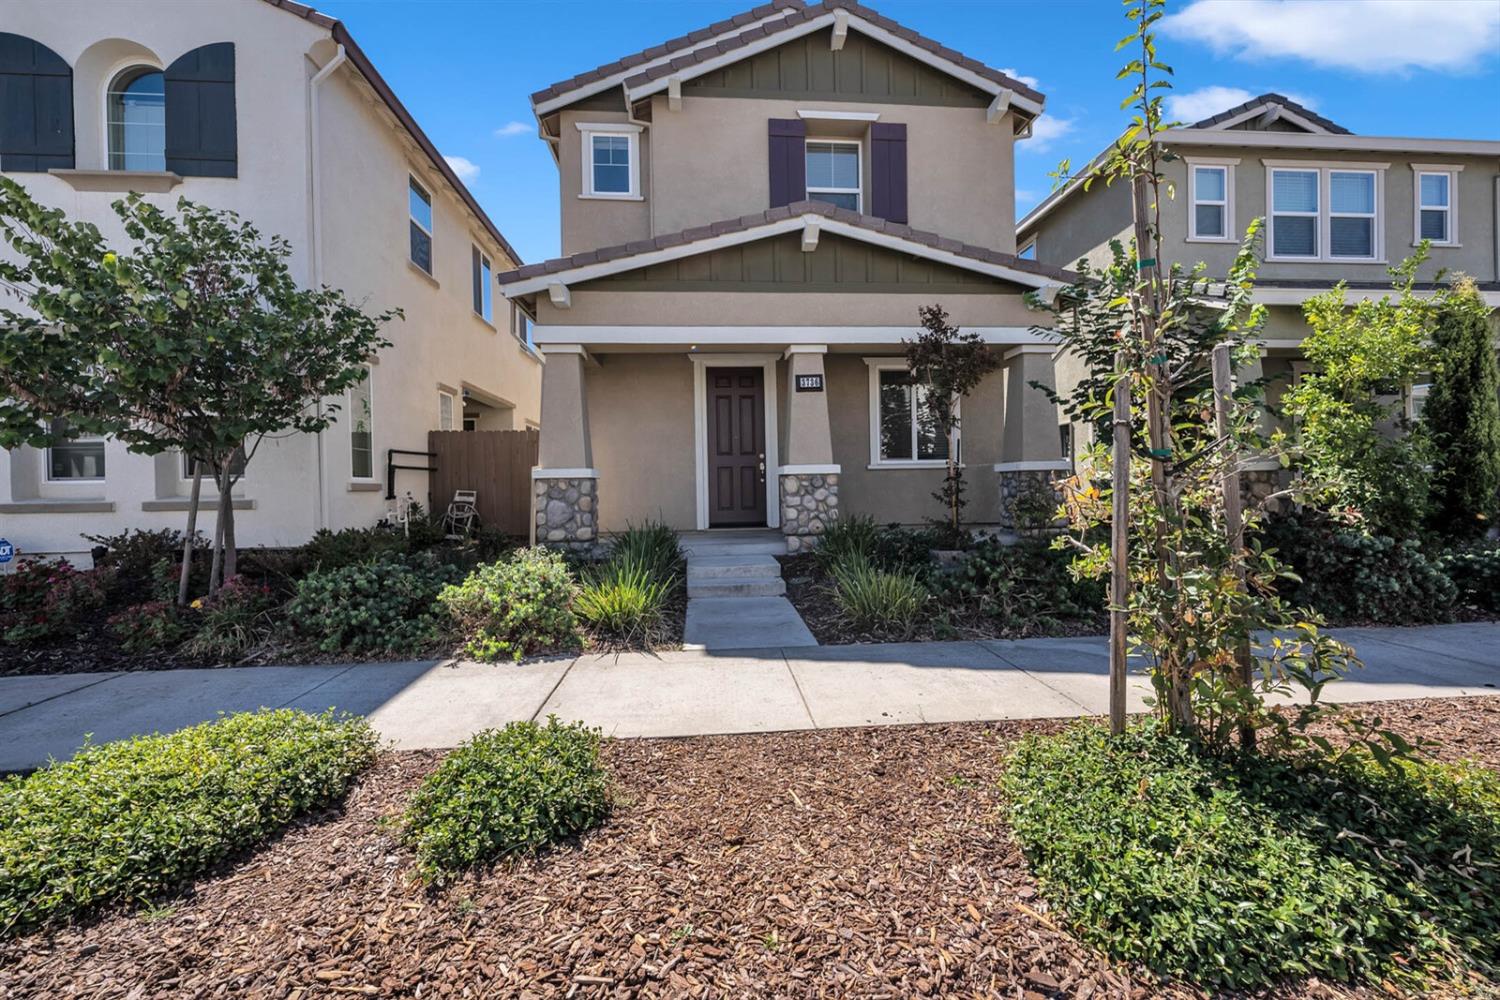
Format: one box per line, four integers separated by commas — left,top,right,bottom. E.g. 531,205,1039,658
1,623,1496,772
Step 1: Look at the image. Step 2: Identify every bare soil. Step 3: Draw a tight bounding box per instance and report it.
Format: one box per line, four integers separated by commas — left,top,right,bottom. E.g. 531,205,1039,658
4,697,1495,999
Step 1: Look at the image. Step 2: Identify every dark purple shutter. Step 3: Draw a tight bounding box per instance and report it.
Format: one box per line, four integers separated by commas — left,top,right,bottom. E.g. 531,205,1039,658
870,122,907,223
768,118,806,208
0,33,74,172
165,43,237,177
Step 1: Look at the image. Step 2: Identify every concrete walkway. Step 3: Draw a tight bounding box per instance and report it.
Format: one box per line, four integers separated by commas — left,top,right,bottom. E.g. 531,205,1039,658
1,623,1495,773
680,530,816,649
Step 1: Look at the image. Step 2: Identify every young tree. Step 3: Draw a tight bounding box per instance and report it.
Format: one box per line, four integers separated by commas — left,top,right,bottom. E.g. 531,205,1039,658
1281,250,1435,537
1424,278,1500,538
0,178,397,598
903,304,999,547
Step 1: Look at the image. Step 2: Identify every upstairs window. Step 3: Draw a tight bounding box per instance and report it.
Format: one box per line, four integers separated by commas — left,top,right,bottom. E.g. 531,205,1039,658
1329,170,1377,259
1018,240,1037,260
1189,163,1232,240
805,140,861,212
107,66,165,171
472,246,493,322
409,177,433,274
1269,164,1383,262
1270,168,1319,259
1416,169,1457,245
350,365,374,480
577,123,641,199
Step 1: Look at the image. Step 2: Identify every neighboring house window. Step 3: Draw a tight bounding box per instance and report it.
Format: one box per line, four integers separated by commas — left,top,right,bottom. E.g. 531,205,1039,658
1269,168,1320,259
106,66,165,171
409,177,433,274
1018,240,1037,260
576,123,641,199
1415,168,1458,245
1407,382,1431,421
471,246,492,322
867,361,951,466
805,140,861,211
1059,423,1073,463
46,419,105,481
1328,170,1377,259
438,390,456,431
350,365,374,479
1189,163,1232,240
512,305,532,347
181,446,247,480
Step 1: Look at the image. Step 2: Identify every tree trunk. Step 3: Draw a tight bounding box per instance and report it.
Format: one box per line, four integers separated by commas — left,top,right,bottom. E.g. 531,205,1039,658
178,460,204,606
1109,349,1131,737
222,473,238,582
1212,343,1254,747
208,463,231,594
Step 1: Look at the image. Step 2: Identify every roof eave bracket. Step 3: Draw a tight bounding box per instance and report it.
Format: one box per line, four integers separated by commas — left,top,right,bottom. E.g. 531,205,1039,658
986,89,1012,125
831,9,849,51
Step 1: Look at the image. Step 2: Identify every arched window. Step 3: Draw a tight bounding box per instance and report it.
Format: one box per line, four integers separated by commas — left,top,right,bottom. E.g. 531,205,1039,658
106,66,165,171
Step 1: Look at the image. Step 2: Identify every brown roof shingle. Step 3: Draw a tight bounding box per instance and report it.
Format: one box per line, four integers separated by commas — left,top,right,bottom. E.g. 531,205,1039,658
496,201,1074,286
1188,92,1353,136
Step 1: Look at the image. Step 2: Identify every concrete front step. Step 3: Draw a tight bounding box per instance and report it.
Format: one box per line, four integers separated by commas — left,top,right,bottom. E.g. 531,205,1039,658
686,578,787,598
686,554,783,581
682,595,817,649
681,540,786,558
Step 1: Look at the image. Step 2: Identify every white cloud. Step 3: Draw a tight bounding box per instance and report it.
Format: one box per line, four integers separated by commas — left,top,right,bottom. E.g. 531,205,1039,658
1165,85,1319,122
999,66,1040,90
443,155,480,182
1022,115,1075,153
1162,0,1500,74
494,121,532,138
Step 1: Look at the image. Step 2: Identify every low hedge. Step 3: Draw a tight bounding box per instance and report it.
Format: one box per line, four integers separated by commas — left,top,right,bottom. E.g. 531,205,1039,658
400,717,609,882
0,709,378,935
1003,721,1500,989
288,552,461,655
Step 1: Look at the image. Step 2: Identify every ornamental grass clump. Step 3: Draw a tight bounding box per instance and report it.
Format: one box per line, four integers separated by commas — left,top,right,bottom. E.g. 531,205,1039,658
400,717,609,882
438,547,581,662
0,709,377,936
605,520,682,584
1002,721,1500,990
828,554,928,632
576,557,677,644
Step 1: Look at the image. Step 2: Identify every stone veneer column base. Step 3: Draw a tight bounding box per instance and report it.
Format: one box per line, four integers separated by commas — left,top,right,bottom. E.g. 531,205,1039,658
996,467,1068,532
780,473,839,554
1240,467,1286,510
533,476,597,551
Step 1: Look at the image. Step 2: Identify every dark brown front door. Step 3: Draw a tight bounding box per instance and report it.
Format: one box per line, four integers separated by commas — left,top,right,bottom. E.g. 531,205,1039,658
707,367,766,526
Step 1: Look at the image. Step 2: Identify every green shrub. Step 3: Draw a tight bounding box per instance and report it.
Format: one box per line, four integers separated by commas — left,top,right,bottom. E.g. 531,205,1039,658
107,600,193,654
0,559,111,646
289,552,460,655
938,538,1103,631
828,555,928,631
301,524,411,572
400,717,609,882
577,557,676,642
438,547,581,662
184,575,278,660
83,528,203,602
0,709,378,935
1264,511,1457,624
605,520,681,582
813,514,882,572
1436,543,1500,614
1003,721,1500,989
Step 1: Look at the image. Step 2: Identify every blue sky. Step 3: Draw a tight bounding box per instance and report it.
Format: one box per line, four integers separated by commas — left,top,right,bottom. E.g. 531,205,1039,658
314,0,1500,264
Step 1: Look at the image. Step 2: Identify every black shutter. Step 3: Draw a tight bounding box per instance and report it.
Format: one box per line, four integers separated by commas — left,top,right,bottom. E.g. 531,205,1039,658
870,122,908,223
0,33,74,172
164,42,236,177
768,118,806,208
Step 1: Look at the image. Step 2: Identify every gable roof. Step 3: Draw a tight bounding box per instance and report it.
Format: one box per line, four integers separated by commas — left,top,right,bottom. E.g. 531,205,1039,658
256,0,523,264
1187,92,1352,135
496,200,1072,297
533,0,1044,127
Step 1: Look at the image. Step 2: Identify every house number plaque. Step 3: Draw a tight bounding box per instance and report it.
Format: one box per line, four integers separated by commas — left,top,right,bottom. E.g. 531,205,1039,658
795,374,825,392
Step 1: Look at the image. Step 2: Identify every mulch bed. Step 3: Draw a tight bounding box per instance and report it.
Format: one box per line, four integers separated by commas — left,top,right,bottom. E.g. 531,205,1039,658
779,553,1108,646
6,696,1495,999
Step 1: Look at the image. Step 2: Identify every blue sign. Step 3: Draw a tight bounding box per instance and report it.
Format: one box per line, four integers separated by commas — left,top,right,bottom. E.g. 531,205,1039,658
0,539,13,564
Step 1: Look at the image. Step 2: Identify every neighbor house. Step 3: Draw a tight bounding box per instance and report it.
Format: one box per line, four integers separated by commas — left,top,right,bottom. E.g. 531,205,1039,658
498,0,1073,552
0,0,541,562
1018,93,1500,471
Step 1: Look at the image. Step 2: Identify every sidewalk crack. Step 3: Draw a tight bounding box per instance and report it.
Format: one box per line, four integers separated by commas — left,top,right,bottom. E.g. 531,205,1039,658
531,656,579,723
971,640,1096,715
0,672,125,721
780,649,818,729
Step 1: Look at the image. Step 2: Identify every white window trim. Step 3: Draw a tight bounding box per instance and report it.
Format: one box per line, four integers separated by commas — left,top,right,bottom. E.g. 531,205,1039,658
438,389,457,431
864,358,958,469
805,138,863,213
1264,161,1387,263
408,175,434,273
349,364,376,482
576,122,642,200
45,434,107,483
1406,382,1431,422
1186,158,1236,242
1412,165,1462,247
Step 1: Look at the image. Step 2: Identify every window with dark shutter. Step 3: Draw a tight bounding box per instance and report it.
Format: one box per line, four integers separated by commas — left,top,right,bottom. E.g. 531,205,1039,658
768,118,806,208
0,32,75,172
164,42,236,177
870,122,908,223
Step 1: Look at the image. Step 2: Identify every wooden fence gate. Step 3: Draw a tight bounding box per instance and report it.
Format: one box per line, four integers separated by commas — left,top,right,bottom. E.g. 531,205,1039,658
427,429,538,538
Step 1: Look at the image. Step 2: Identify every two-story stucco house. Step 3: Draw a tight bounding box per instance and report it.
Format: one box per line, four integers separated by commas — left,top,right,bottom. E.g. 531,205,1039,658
498,0,1074,552
1018,93,1500,458
0,0,541,562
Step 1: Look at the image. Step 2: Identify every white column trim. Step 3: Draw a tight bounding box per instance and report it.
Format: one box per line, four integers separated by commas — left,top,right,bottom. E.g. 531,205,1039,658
779,464,841,475
690,353,781,531
994,460,1072,473
532,467,599,479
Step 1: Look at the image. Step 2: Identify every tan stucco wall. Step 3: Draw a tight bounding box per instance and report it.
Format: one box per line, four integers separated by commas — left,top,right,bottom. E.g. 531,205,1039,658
556,92,1020,256
584,354,697,532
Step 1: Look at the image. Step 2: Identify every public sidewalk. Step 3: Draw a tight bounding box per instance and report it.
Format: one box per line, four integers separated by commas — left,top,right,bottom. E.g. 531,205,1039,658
1,623,1496,772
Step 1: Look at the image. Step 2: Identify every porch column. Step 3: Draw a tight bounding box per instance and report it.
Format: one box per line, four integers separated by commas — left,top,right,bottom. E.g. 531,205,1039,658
995,345,1070,531
779,346,840,553
1237,347,1283,506
532,345,597,549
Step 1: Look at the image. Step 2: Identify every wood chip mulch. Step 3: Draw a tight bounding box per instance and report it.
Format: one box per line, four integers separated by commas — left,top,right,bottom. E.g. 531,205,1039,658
3,698,1497,1000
